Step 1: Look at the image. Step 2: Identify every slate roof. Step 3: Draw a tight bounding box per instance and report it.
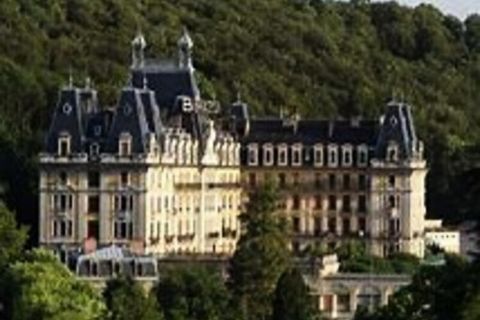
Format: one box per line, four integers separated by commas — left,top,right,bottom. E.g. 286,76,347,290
105,87,151,154
243,119,379,146
131,62,200,113
45,87,97,154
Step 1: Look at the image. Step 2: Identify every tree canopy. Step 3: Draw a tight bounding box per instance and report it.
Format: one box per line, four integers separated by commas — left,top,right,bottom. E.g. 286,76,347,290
228,182,291,320
3,249,106,320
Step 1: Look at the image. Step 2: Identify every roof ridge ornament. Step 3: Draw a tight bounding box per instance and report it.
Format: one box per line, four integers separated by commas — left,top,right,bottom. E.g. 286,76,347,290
177,26,194,70
131,30,146,68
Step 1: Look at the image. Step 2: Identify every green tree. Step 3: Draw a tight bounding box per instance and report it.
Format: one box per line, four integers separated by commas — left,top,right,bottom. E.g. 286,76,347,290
228,182,291,320
0,201,27,270
272,267,319,320
104,276,162,320
3,249,105,320
155,266,231,320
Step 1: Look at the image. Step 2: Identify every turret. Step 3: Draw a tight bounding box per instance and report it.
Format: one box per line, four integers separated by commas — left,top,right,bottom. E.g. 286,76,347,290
177,27,193,69
131,31,146,68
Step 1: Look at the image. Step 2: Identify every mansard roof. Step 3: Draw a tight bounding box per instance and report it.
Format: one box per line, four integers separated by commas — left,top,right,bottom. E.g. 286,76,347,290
243,118,379,146
45,86,98,153
374,101,419,159
105,87,152,154
131,61,200,112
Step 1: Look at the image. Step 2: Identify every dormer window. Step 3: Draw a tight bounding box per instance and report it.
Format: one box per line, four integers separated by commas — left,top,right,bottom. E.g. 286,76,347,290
247,144,258,166
263,144,274,166
292,144,302,167
58,134,71,157
327,144,338,167
314,144,323,167
278,144,288,166
342,145,353,167
90,143,100,157
357,145,368,167
387,142,399,162
119,133,132,156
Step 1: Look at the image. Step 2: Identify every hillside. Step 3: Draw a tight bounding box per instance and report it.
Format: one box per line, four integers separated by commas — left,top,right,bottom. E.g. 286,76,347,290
1,0,480,240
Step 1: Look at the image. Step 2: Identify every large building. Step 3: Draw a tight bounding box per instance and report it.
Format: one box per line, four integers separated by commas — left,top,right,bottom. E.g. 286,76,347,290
39,30,242,258
230,97,427,257
39,30,428,258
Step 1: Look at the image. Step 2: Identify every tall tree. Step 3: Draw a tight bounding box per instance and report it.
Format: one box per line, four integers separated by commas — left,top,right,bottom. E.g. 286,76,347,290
228,182,291,320
272,267,319,320
104,276,162,320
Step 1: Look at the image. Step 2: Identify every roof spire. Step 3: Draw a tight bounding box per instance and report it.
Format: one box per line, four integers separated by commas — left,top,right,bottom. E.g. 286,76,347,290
177,26,193,69
131,29,146,68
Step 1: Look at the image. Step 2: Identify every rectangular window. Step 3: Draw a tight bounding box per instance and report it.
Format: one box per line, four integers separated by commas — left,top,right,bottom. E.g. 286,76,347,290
292,146,302,166
342,147,352,167
328,195,337,211
88,171,100,188
388,175,396,188
58,136,70,156
314,195,322,210
358,195,367,213
342,195,351,213
59,172,68,185
119,141,131,156
120,172,129,186
292,195,301,210
263,146,273,166
315,173,322,189
343,174,350,190
342,218,351,234
314,218,322,236
88,196,100,214
358,146,368,166
328,145,338,167
328,218,336,233
278,146,288,166
248,145,258,166
314,145,323,167
293,217,300,233
358,217,366,233
329,174,336,190
358,174,367,191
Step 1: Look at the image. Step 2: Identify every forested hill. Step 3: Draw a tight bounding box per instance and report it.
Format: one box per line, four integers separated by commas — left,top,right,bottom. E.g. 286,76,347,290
1,0,480,238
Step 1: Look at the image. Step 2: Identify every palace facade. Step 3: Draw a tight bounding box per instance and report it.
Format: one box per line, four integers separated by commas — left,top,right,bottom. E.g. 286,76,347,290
39,30,427,258
39,30,241,257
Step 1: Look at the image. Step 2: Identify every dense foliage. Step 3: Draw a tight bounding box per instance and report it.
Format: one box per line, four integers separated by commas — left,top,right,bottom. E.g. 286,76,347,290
155,266,231,320
336,240,420,274
272,268,320,320
2,249,106,320
104,277,162,320
1,0,480,243
354,255,480,320
229,181,291,320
